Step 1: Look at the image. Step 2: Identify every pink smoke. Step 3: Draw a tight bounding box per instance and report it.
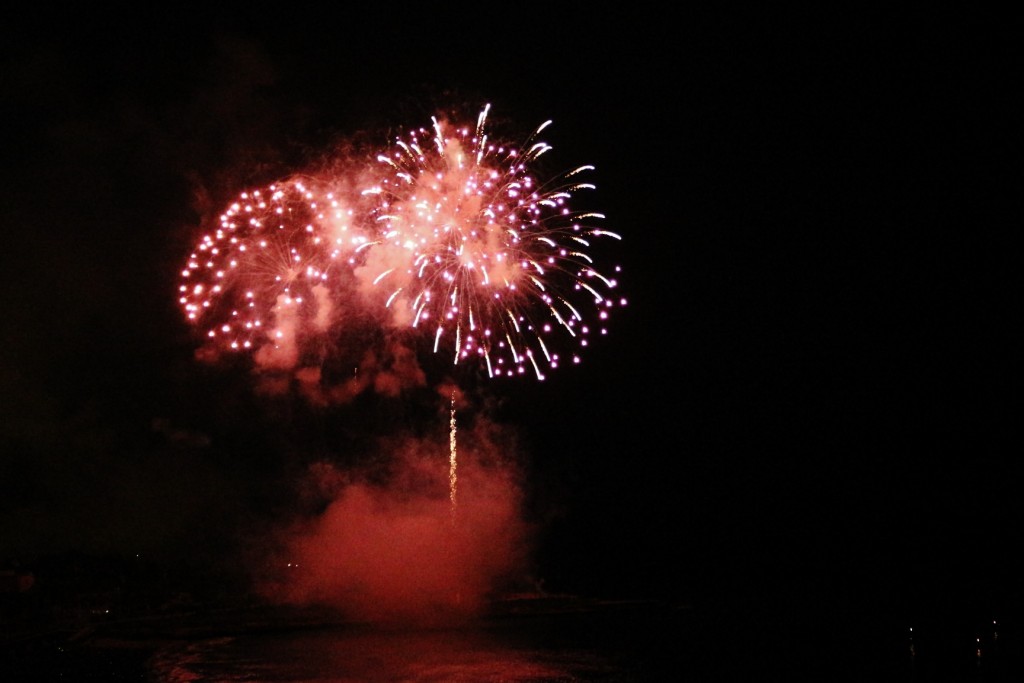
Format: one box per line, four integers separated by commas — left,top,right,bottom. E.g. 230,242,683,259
253,420,534,627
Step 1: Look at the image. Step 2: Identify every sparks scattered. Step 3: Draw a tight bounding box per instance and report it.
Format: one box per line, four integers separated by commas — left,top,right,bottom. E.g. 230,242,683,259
369,105,624,380
178,178,363,355
177,105,625,382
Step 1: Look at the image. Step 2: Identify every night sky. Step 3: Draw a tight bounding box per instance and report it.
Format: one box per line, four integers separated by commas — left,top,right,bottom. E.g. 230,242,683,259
1,8,1008,626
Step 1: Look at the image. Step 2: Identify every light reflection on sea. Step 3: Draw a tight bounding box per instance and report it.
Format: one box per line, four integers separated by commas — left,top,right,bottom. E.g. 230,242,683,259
139,597,1023,682
150,626,622,682
146,600,684,682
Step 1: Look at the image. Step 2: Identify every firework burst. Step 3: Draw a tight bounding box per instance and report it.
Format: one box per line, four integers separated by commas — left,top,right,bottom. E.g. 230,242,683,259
178,105,624,383
367,105,624,380
178,178,368,356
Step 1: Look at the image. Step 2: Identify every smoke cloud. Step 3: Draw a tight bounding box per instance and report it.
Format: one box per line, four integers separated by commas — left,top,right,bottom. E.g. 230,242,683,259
252,417,533,627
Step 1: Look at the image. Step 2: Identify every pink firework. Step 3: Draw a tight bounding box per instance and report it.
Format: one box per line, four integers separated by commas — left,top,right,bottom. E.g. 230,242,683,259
366,104,624,380
178,178,366,355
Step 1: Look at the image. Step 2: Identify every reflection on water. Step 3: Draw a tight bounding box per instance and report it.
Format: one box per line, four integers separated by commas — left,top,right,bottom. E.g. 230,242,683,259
22,597,1017,681
147,601,685,682
151,627,619,682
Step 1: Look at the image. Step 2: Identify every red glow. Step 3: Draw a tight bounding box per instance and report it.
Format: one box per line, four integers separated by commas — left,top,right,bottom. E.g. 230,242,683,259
254,423,531,626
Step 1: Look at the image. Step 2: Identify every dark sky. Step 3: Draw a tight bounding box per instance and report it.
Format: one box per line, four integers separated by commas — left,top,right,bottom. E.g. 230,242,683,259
0,7,1008,618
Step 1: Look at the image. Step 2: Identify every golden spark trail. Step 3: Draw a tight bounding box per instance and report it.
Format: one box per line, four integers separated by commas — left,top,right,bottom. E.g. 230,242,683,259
448,391,458,523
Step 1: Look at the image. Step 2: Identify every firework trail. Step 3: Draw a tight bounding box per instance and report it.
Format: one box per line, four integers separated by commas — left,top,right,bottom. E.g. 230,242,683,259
365,104,624,380
449,390,458,522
